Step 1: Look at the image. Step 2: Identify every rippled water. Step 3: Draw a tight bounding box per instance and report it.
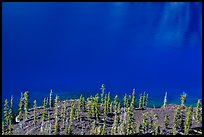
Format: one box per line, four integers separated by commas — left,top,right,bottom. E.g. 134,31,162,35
2,2,202,109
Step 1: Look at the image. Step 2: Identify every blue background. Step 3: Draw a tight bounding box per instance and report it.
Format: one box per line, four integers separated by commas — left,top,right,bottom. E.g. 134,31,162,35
2,2,202,108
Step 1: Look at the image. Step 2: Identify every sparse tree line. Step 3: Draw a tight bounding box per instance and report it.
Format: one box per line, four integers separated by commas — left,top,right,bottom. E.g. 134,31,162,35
2,85,202,135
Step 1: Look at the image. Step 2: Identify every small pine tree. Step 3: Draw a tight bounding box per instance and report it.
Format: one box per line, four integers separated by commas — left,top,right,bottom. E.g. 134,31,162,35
24,91,30,120
9,96,15,123
184,106,193,135
101,122,107,135
18,98,24,121
104,99,108,119
70,102,75,123
8,119,12,135
138,94,142,109
117,102,121,114
54,116,60,135
67,122,73,135
180,92,187,106
33,100,37,126
4,99,9,125
61,102,66,126
110,102,113,113
164,114,169,129
41,98,47,122
113,95,118,113
127,107,135,135
100,84,105,104
142,92,146,108
172,106,180,134
142,113,148,134
86,98,92,119
195,99,201,124
107,92,111,112
130,88,136,109
49,89,53,108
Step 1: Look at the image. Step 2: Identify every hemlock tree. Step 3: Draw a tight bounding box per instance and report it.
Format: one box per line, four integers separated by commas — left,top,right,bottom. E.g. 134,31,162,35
130,88,136,110
184,106,193,135
145,93,148,107
24,91,30,120
195,99,201,124
100,84,105,104
138,94,142,109
54,116,60,135
49,89,53,108
4,99,9,125
164,114,169,129
127,107,135,135
142,92,146,108
9,96,15,123
142,112,148,134
172,106,181,135
41,98,47,122
180,92,187,106
107,92,111,112
2,122,5,135
18,97,24,121
101,122,107,135
8,119,12,135
113,95,118,113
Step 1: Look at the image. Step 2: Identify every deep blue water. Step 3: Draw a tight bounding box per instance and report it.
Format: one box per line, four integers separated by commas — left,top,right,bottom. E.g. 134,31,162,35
2,2,202,110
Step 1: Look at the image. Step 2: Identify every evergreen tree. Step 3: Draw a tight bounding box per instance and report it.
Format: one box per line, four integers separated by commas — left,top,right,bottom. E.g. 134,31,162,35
120,118,127,135
123,94,129,111
49,89,53,108
104,99,108,119
195,99,201,124
18,97,24,121
117,102,121,114
180,92,187,106
4,99,9,125
173,106,181,134
24,91,30,120
100,84,105,104
82,96,85,111
138,94,142,109
113,95,118,113
66,122,73,135
33,100,37,126
70,102,75,123
164,114,169,129
127,107,135,135
54,95,59,118
86,97,92,119
130,88,136,109
101,122,107,135
110,102,113,113
142,92,146,108
90,121,96,135
54,116,60,135
142,113,148,134
41,98,47,122
61,102,66,126
9,96,15,123
184,106,193,135
8,119,12,135
107,92,111,112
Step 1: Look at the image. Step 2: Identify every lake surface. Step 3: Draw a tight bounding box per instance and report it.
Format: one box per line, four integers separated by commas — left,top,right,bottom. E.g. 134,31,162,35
2,2,202,110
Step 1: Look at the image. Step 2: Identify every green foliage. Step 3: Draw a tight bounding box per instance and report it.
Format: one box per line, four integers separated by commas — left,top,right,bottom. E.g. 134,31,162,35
61,102,66,125
184,106,193,135
70,102,75,123
138,94,142,108
107,92,111,112
113,95,118,113
142,112,148,133
127,107,135,135
142,92,146,108
8,119,12,135
145,93,148,107
2,122,5,135
123,94,129,110
86,98,92,119
9,96,15,124
180,92,187,106
24,91,30,120
66,122,73,135
54,116,60,135
164,114,169,129
110,102,113,113
117,102,121,114
195,99,201,124
130,88,136,109
33,100,37,126
4,99,9,125
18,98,24,121
41,98,47,122
49,89,53,108
100,84,105,104
101,122,107,135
